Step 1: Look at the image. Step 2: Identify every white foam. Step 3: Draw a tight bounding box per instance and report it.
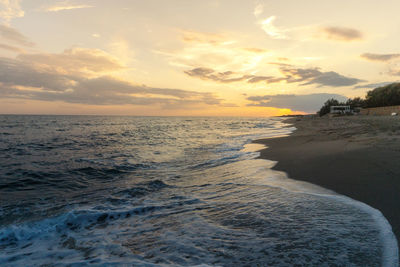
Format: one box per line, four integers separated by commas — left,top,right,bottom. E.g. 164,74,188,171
257,163,399,266
253,119,399,266
324,194,399,267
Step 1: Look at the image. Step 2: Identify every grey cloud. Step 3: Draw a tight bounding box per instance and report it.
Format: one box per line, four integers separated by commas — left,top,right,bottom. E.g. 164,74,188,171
389,70,400,76
247,93,348,112
185,64,363,87
185,68,249,83
184,67,285,84
361,53,400,62
0,25,34,46
321,26,363,41
0,43,24,52
279,65,364,87
303,71,363,87
247,76,286,83
76,76,215,100
17,48,124,75
354,81,399,89
247,95,270,102
359,53,400,77
0,56,222,107
0,57,76,90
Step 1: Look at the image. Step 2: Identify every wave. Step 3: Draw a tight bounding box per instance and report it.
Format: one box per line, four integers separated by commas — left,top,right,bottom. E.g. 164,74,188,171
1,116,397,266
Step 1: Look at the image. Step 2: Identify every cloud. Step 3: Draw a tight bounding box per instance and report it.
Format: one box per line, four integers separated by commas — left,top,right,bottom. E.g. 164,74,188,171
0,42,24,52
0,51,222,108
185,68,247,83
0,57,77,90
180,30,233,46
253,3,264,17
17,48,124,76
158,30,268,72
360,53,400,62
389,70,400,76
42,1,93,12
185,64,363,87
241,47,268,54
260,16,288,39
0,24,34,46
353,81,399,89
247,93,348,112
184,67,285,84
0,0,24,24
277,64,364,87
359,53,400,77
319,26,363,41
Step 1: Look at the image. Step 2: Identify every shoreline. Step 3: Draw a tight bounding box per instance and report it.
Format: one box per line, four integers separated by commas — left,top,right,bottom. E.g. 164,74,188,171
255,115,400,242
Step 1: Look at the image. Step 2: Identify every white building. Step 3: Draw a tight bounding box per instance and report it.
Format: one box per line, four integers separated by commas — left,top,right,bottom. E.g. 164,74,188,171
330,105,351,114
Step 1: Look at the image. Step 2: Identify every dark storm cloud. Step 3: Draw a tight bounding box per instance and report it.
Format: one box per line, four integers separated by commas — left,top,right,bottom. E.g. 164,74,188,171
360,53,400,62
247,93,348,112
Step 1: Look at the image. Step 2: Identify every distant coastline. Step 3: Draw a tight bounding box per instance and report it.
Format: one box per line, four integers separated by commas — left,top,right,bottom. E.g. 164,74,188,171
255,115,400,242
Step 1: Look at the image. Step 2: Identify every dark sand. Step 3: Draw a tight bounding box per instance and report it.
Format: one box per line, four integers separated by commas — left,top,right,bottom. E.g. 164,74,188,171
255,115,400,241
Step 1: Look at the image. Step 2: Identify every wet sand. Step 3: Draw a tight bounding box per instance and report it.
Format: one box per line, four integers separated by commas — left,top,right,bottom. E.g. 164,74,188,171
255,115,400,241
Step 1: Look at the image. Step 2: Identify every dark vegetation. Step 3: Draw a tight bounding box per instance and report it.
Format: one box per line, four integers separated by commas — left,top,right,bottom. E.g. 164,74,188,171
319,83,400,116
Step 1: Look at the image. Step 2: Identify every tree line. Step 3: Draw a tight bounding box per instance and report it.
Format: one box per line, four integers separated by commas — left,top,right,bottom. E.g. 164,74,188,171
319,82,400,116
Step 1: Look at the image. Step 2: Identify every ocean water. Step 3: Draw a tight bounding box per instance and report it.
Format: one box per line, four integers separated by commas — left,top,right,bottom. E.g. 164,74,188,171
0,115,398,266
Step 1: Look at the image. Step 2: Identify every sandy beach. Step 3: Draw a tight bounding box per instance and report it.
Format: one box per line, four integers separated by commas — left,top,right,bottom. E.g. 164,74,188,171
256,115,400,241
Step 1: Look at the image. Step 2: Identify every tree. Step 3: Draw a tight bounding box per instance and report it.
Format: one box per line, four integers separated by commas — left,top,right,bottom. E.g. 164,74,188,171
365,83,400,108
346,97,366,109
318,82,400,116
318,98,342,116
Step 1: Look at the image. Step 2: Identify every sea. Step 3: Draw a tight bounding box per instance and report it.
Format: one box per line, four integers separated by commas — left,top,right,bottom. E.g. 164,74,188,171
0,115,398,266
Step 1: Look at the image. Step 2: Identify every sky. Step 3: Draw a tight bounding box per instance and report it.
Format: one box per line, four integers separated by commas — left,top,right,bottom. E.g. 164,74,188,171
0,0,400,116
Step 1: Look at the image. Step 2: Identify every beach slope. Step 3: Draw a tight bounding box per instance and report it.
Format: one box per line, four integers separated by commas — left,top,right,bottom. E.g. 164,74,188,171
256,115,400,240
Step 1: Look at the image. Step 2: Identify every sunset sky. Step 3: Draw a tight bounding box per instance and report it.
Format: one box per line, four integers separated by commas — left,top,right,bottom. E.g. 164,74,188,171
1,0,400,116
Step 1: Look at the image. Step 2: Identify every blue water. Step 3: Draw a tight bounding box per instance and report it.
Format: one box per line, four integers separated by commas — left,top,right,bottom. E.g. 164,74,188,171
0,115,398,266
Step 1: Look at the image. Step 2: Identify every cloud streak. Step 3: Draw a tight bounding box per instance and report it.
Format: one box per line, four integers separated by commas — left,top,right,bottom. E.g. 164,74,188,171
0,50,222,108
0,42,24,52
260,16,288,39
17,48,124,76
184,67,286,84
253,3,264,17
180,30,233,46
360,53,400,62
42,1,94,12
0,24,34,46
185,64,363,87
319,26,363,41
354,81,399,89
278,64,364,87
247,93,348,112
0,0,24,24
158,29,268,73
